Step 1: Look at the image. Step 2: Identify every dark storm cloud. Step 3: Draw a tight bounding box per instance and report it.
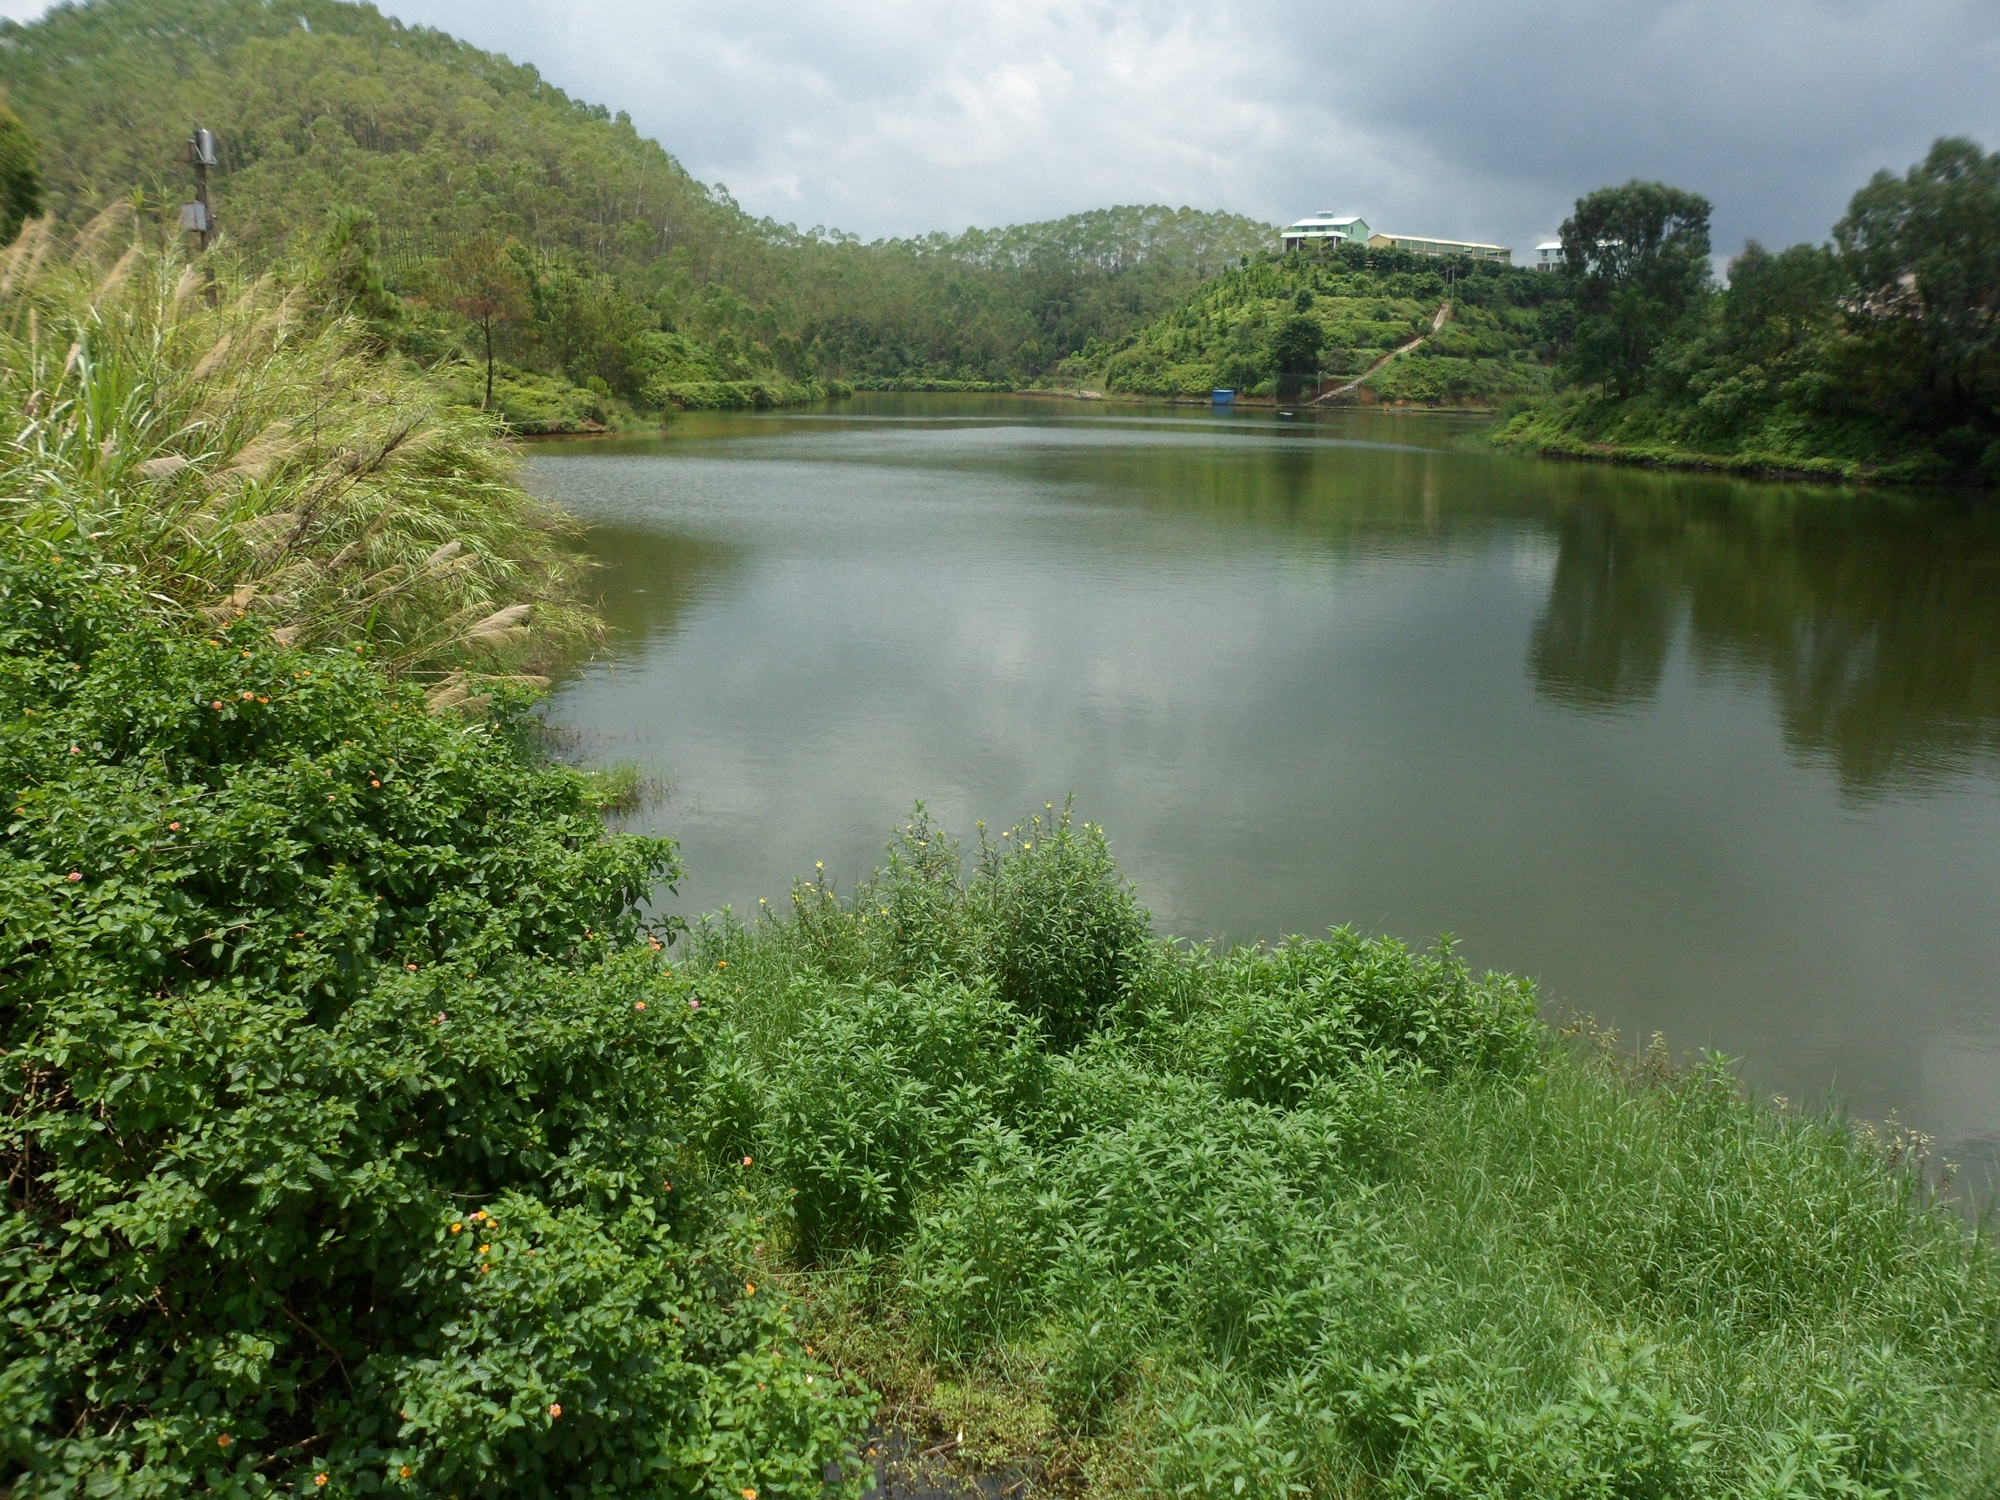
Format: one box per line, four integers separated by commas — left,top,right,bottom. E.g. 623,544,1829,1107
7,0,1994,257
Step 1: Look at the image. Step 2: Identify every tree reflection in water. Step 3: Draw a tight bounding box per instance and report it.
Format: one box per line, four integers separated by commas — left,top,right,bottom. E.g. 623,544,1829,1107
1528,480,2000,792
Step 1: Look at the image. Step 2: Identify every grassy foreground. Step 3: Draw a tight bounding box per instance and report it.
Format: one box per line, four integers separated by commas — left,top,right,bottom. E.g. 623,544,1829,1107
684,809,2000,1497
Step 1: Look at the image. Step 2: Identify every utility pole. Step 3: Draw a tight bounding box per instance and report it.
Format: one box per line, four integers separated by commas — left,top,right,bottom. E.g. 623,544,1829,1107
180,126,217,251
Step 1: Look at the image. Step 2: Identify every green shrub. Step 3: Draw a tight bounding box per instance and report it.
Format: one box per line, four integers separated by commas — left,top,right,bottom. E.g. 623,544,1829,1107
0,541,866,1495
760,977,1047,1255
1192,931,1541,1105
982,801,1147,1049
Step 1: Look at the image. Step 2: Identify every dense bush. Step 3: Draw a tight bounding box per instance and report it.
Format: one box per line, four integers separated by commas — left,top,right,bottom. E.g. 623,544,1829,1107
759,978,1046,1254
982,802,1148,1049
0,541,866,1495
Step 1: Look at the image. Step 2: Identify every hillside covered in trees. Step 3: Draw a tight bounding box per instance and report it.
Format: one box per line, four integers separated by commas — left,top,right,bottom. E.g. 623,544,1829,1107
1072,246,1570,405
0,0,1276,424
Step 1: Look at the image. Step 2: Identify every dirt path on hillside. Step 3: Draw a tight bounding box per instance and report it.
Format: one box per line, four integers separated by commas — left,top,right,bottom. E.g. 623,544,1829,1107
1311,301,1451,405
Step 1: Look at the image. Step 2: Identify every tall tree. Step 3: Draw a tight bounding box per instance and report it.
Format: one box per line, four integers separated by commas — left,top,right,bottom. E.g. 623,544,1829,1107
1560,181,1712,397
439,235,529,412
1835,136,2000,438
1269,314,1326,396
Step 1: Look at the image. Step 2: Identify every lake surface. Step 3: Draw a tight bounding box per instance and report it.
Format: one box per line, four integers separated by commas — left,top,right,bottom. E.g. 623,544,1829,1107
532,395,2000,1183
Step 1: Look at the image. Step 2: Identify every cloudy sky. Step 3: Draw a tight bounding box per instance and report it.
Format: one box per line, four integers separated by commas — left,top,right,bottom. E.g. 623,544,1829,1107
10,0,2000,255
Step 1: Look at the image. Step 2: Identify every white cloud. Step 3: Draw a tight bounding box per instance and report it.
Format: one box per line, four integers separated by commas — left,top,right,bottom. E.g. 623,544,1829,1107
13,0,2000,256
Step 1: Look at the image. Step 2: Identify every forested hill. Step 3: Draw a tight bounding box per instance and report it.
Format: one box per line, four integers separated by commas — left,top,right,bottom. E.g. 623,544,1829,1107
0,0,1277,413
0,0,739,273
1076,246,1570,406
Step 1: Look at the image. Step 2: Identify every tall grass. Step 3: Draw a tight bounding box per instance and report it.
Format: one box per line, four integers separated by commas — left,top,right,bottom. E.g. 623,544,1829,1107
683,806,2000,1498
0,208,595,675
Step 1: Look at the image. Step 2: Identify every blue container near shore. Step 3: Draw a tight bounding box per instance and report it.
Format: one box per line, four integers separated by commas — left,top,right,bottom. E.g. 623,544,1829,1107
1211,389,1235,405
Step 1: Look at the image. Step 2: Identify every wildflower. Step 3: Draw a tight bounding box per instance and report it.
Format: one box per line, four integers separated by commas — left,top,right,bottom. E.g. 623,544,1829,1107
662,1181,672,1191
742,1155,753,1167
634,1001,646,1011
314,1476,328,1488
371,779,381,787
211,701,222,710
433,1012,446,1025
217,1434,232,1448
717,960,727,969
744,1282,755,1296
407,962,419,972
241,651,252,659
450,1222,463,1233
549,1403,562,1419
744,1490,758,1499
168,821,180,830
479,1244,490,1253
239,691,253,700
399,1467,412,1479
66,871,81,882
68,745,80,754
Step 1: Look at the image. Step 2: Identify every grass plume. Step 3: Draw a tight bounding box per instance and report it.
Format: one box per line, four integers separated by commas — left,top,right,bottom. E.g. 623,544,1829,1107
0,218,595,675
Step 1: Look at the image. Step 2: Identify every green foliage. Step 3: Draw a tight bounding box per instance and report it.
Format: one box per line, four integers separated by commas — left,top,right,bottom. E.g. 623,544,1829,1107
982,802,1148,1049
0,539,869,1495
1504,138,2000,484
760,979,1047,1255
1559,180,1714,398
0,98,41,244
1834,136,2000,459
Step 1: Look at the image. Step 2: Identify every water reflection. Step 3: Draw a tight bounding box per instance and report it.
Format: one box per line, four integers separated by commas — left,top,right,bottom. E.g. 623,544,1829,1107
1528,483,2000,790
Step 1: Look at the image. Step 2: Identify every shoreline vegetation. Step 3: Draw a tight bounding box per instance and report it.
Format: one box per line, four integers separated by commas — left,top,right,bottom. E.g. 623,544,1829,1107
3,0,1999,1491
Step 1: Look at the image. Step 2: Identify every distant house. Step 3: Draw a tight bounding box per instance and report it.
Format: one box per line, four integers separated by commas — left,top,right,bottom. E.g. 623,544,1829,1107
1281,213,1370,251
1534,241,1564,272
1367,233,1512,265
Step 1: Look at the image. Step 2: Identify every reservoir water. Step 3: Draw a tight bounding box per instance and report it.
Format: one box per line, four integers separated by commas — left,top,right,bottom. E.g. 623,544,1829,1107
532,395,2000,1182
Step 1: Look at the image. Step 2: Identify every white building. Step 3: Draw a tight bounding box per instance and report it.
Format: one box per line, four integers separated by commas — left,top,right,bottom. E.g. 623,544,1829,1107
1281,214,1371,251
1534,241,1564,272
1369,233,1512,265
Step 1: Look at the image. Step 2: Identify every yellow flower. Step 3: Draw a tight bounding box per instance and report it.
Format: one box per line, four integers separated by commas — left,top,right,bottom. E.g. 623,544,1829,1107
549,1402,563,1419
